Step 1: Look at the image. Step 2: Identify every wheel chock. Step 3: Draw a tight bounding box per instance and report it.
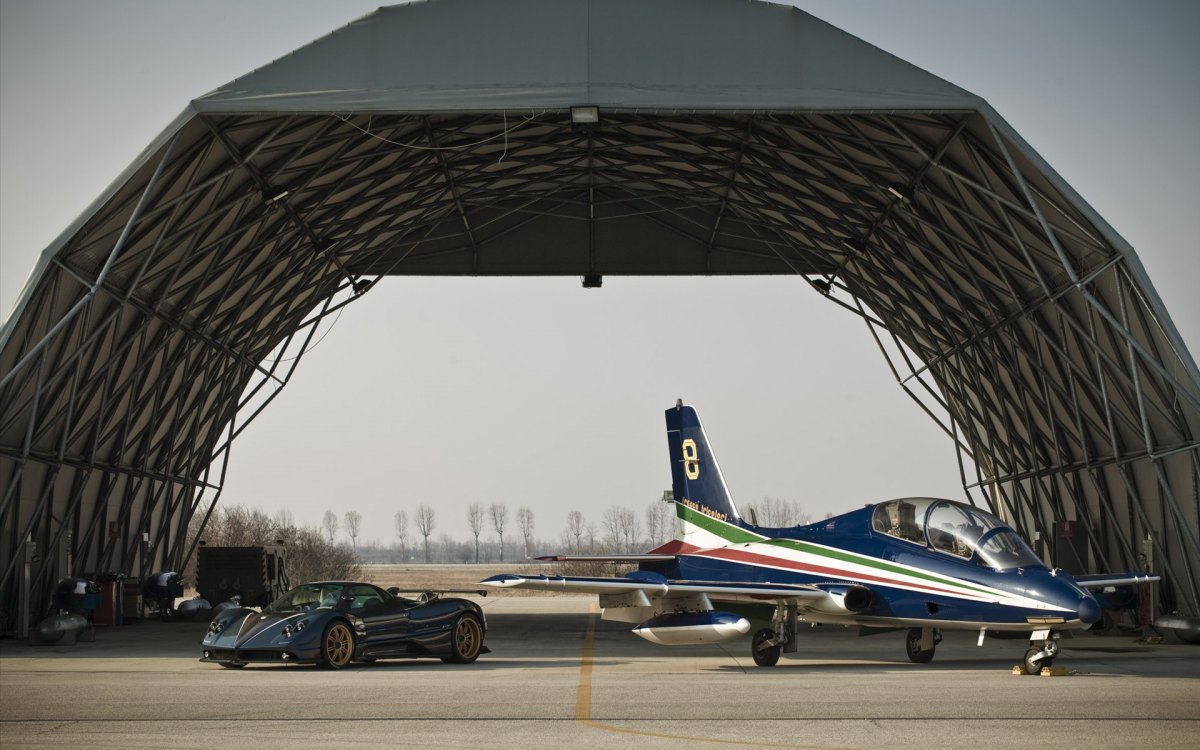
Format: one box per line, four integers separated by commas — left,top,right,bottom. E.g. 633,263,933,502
1010,665,1071,676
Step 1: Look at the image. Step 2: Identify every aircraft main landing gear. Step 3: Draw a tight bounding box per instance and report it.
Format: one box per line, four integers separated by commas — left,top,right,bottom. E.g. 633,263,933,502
750,604,796,667
905,627,941,663
752,628,783,667
1021,632,1060,675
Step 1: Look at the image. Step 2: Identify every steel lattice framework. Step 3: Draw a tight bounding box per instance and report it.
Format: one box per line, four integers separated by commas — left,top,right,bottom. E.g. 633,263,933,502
1,0,1198,627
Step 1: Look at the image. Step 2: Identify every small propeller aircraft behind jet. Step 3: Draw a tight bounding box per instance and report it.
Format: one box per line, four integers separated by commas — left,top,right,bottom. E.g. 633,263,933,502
483,401,1158,674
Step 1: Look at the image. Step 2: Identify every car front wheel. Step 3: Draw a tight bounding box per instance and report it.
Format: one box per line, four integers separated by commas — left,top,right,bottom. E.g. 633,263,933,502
319,621,354,669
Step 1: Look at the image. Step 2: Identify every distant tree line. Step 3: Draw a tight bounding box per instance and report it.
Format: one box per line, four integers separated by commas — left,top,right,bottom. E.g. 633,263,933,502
742,496,812,528
322,496,813,564
188,495,814,576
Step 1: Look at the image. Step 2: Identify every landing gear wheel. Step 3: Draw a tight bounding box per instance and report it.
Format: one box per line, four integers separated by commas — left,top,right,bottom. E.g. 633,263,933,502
905,628,936,663
318,621,354,669
751,628,782,667
1022,646,1052,675
219,662,246,669
442,614,483,664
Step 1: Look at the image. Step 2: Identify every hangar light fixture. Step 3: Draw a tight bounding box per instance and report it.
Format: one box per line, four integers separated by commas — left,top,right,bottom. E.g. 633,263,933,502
571,105,600,126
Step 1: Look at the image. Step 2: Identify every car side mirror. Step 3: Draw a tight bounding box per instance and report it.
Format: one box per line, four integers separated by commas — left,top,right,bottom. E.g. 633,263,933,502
387,587,401,596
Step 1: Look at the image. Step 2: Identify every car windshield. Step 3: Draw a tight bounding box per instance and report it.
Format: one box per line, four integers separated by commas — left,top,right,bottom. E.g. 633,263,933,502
265,583,345,613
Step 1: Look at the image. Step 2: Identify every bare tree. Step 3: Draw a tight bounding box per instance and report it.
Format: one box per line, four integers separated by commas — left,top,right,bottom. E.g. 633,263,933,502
755,497,810,528
467,503,485,563
489,503,509,561
618,507,641,552
645,498,675,547
755,496,776,527
274,508,295,530
415,504,435,563
646,502,660,548
516,506,534,559
437,533,462,563
344,511,362,550
206,505,274,546
322,510,339,543
602,506,624,551
794,501,813,527
565,510,585,552
394,510,408,560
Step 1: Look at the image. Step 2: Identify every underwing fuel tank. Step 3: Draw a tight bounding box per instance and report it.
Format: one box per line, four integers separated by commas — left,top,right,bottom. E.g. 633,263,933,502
632,611,750,645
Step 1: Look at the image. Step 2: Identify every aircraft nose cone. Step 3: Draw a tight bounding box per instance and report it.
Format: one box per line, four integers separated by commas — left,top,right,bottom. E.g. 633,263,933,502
1077,595,1101,625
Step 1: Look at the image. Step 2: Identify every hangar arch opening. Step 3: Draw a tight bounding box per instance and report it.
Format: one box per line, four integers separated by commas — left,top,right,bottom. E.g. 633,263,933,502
212,274,975,533
1,0,1197,628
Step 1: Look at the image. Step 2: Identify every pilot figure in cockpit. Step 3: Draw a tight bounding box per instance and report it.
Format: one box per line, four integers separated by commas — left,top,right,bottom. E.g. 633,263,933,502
886,501,922,542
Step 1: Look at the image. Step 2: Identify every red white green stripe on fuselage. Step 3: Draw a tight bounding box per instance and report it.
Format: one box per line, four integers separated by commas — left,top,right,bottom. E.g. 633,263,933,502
672,502,1072,616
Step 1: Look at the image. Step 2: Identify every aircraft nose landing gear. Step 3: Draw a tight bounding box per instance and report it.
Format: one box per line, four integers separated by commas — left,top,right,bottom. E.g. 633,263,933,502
905,627,942,663
1022,631,1060,675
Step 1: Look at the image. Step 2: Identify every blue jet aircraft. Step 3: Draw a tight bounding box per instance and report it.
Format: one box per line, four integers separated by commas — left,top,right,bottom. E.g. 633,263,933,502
484,401,1157,673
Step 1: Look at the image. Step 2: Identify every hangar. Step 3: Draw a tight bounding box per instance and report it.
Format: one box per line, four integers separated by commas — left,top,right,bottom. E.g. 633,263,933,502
1,0,1197,630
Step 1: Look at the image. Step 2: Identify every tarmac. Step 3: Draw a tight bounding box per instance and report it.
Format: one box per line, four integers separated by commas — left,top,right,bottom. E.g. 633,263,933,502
2,595,1198,749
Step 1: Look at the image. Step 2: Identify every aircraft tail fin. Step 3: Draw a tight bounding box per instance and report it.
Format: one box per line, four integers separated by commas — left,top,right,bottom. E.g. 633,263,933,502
665,401,747,548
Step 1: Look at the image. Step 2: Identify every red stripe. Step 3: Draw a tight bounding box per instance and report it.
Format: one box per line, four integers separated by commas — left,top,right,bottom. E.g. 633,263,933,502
648,539,702,555
696,547,983,600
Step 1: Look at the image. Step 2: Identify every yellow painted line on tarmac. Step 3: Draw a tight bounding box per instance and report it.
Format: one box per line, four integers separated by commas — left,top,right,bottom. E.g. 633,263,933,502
574,602,846,749
574,602,597,720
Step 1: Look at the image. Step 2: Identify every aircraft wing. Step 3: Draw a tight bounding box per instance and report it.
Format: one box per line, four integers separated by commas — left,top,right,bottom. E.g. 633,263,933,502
480,573,828,603
532,554,679,563
1073,572,1160,588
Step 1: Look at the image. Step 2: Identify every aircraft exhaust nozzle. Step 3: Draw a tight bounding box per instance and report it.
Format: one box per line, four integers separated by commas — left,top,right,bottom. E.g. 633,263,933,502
843,586,873,613
809,585,874,615
632,611,750,646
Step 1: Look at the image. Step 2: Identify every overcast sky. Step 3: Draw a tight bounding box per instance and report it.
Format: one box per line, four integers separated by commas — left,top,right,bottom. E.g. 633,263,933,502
1,0,1196,548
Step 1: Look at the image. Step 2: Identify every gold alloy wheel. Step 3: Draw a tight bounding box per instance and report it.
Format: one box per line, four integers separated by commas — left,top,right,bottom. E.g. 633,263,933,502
322,622,353,668
452,616,482,663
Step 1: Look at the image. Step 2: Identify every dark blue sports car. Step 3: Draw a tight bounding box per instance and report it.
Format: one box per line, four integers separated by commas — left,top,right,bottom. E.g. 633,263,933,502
200,581,487,669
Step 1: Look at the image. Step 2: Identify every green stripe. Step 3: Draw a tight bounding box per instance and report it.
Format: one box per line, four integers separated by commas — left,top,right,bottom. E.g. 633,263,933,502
761,538,996,597
677,503,763,544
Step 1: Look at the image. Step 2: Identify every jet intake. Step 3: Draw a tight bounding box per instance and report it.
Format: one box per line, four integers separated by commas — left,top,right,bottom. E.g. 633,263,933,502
632,611,750,646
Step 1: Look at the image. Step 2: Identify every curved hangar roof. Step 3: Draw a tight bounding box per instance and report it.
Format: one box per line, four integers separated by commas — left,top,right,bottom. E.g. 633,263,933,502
1,0,1198,622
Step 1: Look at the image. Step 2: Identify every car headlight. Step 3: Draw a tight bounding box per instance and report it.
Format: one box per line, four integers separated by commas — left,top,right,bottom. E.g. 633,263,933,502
281,620,307,638
207,620,226,636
